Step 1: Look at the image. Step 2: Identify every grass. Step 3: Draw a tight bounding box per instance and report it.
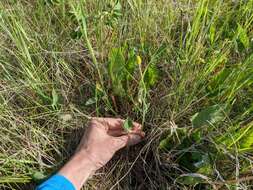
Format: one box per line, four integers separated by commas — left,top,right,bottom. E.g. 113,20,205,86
0,0,253,189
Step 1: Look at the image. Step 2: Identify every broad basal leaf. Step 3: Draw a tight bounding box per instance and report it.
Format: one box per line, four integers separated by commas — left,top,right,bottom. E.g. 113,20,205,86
191,105,226,128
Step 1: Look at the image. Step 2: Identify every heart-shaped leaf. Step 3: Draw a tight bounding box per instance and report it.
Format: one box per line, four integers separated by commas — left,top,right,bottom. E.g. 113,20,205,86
123,118,133,132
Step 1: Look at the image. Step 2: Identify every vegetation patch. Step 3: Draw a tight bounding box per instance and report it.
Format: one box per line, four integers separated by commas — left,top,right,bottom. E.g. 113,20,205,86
0,0,253,189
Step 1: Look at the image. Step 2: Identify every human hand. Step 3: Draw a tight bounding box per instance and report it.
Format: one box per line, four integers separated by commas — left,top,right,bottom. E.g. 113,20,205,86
59,117,144,190
76,117,145,170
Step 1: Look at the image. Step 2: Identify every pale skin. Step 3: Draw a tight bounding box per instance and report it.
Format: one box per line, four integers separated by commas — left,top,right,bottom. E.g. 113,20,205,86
59,117,145,190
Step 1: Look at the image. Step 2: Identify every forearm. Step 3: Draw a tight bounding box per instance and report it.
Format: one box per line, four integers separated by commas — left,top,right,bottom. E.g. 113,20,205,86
37,117,144,190
59,150,96,190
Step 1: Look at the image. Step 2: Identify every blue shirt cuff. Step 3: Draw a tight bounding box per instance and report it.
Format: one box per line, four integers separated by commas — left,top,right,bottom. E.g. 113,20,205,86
37,174,76,190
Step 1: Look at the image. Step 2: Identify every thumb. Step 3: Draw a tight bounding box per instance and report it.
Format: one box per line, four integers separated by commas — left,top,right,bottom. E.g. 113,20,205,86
111,135,129,150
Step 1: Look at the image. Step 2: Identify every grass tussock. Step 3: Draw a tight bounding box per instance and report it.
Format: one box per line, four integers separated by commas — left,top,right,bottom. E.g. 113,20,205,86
0,0,253,189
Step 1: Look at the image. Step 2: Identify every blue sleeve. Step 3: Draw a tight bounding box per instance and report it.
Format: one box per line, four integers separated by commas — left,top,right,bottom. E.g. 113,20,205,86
36,174,76,190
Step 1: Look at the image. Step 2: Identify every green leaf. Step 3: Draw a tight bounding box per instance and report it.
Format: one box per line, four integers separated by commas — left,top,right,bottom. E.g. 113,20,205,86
51,88,59,110
240,129,253,150
108,48,125,78
85,97,96,106
144,63,159,88
108,47,138,96
69,3,84,23
237,23,249,48
159,128,187,150
176,174,207,185
114,0,122,12
103,0,122,27
125,49,137,80
192,129,202,143
193,153,210,169
159,135,173,150
70,27,83,39
32,171,46,183
209,68,231,90
108,48,125,95
197,164,212,175
191,105,226,128
123,118,133,132
236,122,253,151
216,122,253,152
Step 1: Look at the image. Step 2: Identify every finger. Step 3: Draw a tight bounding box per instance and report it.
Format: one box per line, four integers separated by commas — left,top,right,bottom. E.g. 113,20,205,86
92,117,143,133
110,135,129,150
107,129,127,137
105,119,142,131
92,117,124,130
127,132,145,146
129,131,145,138
108,128,145,137
131,122,142,132
89,118,108,131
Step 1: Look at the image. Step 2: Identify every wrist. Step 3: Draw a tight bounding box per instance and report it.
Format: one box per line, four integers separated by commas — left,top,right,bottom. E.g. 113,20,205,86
77,148,103,170
75,149,99,171
59,151,97,190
